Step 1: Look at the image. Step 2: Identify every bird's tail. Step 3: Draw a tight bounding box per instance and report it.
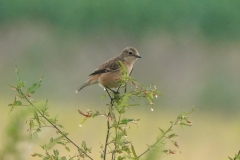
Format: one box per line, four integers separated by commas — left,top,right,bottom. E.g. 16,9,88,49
75,83,89,93
75,75,99,93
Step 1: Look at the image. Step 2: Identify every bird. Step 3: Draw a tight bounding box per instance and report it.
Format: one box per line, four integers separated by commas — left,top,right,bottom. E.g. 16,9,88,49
75,47,141,93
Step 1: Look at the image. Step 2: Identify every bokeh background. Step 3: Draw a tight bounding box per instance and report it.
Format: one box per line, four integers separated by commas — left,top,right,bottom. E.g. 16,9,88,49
1,0,240,159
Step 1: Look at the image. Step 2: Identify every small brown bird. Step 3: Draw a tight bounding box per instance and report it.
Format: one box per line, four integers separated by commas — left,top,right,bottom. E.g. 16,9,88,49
75,47,141,93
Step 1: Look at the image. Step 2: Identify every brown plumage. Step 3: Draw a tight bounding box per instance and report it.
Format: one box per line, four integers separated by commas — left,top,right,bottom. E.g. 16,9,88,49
76,47,141,93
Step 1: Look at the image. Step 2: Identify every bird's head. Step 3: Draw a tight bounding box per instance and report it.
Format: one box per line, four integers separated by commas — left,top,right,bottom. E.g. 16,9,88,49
120,47,141,64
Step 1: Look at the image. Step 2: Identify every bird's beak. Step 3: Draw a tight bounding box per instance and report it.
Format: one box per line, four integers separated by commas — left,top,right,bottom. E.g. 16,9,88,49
135,55,142,58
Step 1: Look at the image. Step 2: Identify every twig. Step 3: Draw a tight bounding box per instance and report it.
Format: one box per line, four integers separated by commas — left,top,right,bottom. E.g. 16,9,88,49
103,110,111,160
20,90,94,160
111,113,122,160
234,150,240,160
137,117,182,158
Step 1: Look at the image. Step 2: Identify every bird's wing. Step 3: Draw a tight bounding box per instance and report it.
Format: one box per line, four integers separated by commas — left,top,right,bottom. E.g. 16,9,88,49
89,58,122,76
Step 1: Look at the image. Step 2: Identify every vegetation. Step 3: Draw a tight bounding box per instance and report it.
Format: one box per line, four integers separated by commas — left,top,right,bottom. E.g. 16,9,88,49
0,0,240,41
5,67,193,159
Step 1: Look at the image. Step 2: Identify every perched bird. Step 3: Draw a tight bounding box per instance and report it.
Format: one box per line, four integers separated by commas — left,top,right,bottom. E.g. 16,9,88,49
75,47,141,93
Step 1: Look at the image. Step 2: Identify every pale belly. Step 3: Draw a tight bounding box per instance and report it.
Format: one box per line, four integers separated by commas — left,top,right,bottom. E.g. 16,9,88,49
98,71,122,88
98,63,133,89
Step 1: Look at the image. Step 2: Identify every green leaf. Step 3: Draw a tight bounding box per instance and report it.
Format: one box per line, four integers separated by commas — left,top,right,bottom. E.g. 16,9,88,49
65,146,70,152
34,111,41,126
27,75,44,94
158,127,165,134
43,136,64,150
131,143,139,160
31,153,44,157
15,67,26,89
58,124,64,128
180,122,192,127
30,120,34,129
111,121,118,127
53,149,59,156
122,94,131,102
101,94,107,99
148,93,154,101
57,141,65,145
168,133,177,138
92,111,100,118
9,100,23,107
8,84,15,89
49,118,57,124
120,118,134,125
60,157,67,160
82,141,87,149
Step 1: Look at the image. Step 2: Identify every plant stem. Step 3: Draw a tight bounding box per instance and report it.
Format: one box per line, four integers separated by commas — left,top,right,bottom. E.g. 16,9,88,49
111,113,122,160
103,109,111,160
137,117,182,158
21,90,93,160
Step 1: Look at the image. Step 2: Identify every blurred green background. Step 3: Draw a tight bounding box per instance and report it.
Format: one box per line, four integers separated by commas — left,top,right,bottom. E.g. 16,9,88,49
1,0,240,159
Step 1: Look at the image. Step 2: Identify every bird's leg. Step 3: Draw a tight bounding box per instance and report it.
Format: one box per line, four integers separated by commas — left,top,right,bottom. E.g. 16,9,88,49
106,87,120,95
105,88,113,99
105,88,114,106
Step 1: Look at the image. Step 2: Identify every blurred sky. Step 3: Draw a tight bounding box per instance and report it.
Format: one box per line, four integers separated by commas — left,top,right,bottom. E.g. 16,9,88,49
1,1,240,160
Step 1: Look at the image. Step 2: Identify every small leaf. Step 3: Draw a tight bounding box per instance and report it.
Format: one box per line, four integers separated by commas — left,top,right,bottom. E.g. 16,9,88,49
158,127,165,134
44,136,64,150
101,94,107,99
30,120,34,129
58,124,64,128
65,146,70,152
122,93,131,102
60,157,67,160
31,153,43,157
9,100,23,107
92,111,100,118
148,93,154,100
82,141,87,149
8,84,16,89
120,118,134,125
53,149,59,156
131,143,139,160
168,133,177,138
34,112,41,126
49,118,56,124
27,75,44,94
180,122,192,127
15,100,22,106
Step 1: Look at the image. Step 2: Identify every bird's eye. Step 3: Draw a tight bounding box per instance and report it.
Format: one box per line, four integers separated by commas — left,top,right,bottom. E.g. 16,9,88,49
128,51,133,55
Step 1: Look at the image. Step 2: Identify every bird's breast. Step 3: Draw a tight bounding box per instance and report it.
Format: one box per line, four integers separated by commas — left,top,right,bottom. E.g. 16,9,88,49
124,63,133,75
98,71,122,88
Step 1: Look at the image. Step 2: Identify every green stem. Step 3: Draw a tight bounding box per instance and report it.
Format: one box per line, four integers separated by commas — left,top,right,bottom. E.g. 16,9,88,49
137,118,181,158
111,113,122,160
103,107,111,160
21,90,93,160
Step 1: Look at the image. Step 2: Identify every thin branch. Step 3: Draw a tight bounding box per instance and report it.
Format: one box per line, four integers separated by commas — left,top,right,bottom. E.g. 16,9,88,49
137,117,182,158
20,90,93,160
111,113,122,160
103,107,111,160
